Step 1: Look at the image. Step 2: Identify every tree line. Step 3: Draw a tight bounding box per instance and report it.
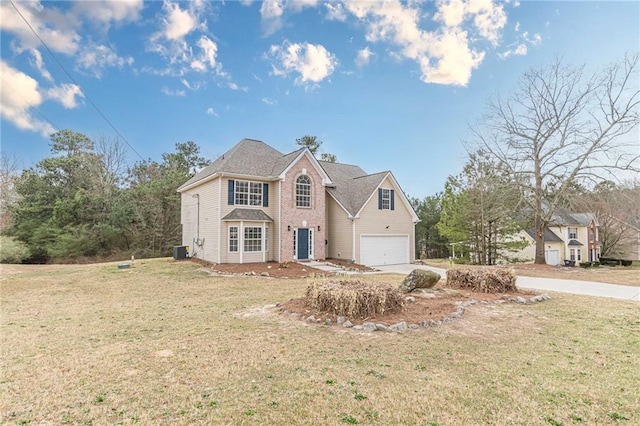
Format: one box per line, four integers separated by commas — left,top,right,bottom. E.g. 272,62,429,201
1,130,208,263
2,54,637,265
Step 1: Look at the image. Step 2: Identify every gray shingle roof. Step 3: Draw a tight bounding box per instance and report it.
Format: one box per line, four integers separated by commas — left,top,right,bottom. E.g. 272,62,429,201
549,207,596,226
222,208,273,222
178,138,405,218
178,139,300,190
526,227,564,242
567,239,584,246
319,161,389,216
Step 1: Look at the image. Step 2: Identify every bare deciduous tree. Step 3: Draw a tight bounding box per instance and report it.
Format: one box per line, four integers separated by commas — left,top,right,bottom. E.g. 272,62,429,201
0,153,20,232
474,54,640,264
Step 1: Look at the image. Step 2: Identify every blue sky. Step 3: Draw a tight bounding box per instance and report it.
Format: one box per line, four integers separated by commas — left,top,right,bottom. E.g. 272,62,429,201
1,0,638,199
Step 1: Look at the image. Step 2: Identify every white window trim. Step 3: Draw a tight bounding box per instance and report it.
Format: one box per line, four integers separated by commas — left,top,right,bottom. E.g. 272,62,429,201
295,175,312,208
244,226,263,252
293,228,314,260
381,188,391,210
235,180,263,206
229,226,239,253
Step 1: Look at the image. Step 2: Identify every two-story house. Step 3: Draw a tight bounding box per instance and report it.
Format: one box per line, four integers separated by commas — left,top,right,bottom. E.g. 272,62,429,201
514,208,600,265
177,139,419,266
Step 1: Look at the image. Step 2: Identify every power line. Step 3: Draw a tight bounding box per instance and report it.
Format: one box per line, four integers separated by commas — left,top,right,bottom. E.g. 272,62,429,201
8,0,145,162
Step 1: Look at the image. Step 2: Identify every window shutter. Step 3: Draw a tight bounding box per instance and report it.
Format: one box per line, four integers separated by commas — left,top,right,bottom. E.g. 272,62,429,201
263,183,269,207
228,179,235,205
378,188,383,210
390,189,395,211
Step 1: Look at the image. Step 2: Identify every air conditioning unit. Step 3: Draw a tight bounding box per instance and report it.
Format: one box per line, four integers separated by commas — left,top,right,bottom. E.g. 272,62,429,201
173,245,188,260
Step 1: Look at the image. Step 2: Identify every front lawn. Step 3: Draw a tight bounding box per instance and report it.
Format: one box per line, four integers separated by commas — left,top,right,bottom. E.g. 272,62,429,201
1,259,638,425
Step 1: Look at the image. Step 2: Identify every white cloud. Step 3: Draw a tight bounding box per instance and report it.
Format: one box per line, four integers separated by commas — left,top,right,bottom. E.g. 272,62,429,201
342,0,506,86
190,36,220,73
498,30,542,59
268,41,338,87
260,0,285,35
180,78,204,91
76,43,134,78
206,107,219,117
162,87,186,97
325,2,348,21
162,0,199,40
226,82,248,91
355,47,373,67
72,0,143,26
0,1,80,55
46,84,84,109
0,60,54,136
289,0,318,12
262,97,277,105
259,0,319,35
27,48,53,82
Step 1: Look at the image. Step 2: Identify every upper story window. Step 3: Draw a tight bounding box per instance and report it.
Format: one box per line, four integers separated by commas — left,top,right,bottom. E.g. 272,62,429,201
589,228,595,243
296,175,311,207
568,227,578,239
228,180,268,207
378,188,394,210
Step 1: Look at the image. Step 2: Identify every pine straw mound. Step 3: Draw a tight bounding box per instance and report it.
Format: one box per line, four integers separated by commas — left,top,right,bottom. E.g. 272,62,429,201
305,279,405,320
446,268,518,293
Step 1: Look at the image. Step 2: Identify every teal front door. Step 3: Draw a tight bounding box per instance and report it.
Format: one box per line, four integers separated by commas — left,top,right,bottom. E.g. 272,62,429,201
297,228,309,260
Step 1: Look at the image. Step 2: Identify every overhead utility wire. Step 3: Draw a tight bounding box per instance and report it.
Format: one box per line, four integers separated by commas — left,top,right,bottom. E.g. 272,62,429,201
9,0,145,161
1,76,61,132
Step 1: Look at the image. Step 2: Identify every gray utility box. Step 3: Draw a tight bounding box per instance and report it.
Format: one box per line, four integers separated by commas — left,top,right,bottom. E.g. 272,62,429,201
173,245,188,260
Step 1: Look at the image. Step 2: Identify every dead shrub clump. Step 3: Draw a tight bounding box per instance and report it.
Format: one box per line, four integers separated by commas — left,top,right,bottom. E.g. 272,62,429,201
306,279,405,319
446,268,518,293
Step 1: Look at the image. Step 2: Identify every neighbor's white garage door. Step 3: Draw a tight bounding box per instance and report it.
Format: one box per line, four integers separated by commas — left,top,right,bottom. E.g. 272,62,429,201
545,250,560,266
360,235,409,266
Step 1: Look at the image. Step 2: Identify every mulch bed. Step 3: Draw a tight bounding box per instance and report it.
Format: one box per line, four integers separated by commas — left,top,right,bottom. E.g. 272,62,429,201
191,260,328,278
190,258,374,278
279,284,539,327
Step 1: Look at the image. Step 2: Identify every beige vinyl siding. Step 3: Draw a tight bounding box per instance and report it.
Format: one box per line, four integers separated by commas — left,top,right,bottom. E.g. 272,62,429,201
326,196,353,261
180,178,220,262
354,176,415,263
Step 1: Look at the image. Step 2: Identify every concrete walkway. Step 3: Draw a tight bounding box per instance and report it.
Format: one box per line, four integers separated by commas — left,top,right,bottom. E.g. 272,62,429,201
372,263,640,302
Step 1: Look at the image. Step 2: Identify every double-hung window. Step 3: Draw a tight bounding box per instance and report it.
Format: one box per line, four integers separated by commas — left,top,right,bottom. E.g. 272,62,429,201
568,227,578,239
244,227,262,252
229,226,238,252
234,181,263,206
381,189,391,210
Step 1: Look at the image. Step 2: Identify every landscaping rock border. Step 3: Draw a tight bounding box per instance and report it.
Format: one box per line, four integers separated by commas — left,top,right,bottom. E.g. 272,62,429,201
277,293,551,333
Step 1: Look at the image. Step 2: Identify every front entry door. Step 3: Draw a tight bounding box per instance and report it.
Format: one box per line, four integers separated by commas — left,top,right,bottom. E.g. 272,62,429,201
297,228,309,260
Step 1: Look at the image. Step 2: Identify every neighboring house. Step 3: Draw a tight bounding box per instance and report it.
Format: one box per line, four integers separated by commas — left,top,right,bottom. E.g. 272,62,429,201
177,138,419,266
606,216,640,261
511,208,600,266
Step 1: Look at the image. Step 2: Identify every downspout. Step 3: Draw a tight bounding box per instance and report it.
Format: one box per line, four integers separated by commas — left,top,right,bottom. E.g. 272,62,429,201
278,180,282,262
217,177,222,263
191,194,200,258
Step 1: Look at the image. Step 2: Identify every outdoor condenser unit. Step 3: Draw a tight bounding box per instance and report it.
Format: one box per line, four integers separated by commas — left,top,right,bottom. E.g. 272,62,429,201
173,245,188,260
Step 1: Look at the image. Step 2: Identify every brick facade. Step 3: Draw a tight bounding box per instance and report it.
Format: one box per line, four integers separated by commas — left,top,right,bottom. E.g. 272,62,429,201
279,154,326,261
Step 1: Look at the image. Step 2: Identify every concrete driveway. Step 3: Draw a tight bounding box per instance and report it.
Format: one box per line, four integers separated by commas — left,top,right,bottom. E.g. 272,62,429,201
373,264,640,302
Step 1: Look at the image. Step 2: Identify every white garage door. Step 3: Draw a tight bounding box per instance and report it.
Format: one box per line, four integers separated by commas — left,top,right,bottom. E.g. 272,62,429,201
361,235,409,266
545,250,560,266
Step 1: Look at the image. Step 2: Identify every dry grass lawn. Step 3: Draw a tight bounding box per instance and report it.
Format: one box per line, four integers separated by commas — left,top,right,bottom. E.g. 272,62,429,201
1,259,639,425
